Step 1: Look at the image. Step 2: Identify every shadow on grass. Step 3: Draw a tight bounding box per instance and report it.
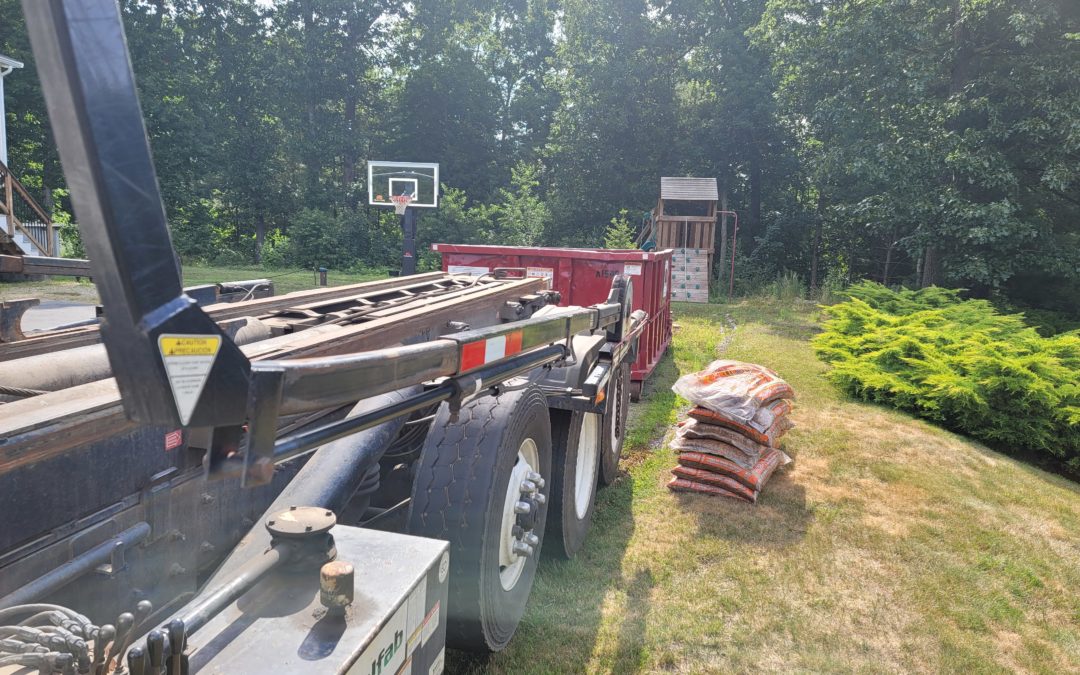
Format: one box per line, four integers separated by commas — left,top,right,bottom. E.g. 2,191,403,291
450,475,639,673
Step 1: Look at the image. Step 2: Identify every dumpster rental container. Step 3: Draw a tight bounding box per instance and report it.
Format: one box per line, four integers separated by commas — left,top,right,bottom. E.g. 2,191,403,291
433,244,673,399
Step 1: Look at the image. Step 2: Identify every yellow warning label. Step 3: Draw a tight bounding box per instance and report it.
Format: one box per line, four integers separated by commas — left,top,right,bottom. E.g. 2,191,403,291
159,336,221,357
158,334,223,425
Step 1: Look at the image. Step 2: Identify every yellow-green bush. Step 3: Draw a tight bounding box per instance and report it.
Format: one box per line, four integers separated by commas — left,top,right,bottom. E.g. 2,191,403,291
814,283,1080,470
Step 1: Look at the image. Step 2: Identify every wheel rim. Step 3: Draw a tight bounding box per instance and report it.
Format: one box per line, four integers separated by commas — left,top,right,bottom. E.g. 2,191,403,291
499,437,540,591
575,413,600,519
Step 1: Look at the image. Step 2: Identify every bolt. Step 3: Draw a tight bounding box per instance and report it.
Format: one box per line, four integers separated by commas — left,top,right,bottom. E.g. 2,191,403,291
324,510,333,517
533,492,547,506
523,532,540,547
511,541,534,557
199,541,215,554
526,471,545,488
168,563,187,577
167,530,185,542
305,525,313,532
513,501,532,515
267,520,276,527
520,479,538,494
200,493,214,505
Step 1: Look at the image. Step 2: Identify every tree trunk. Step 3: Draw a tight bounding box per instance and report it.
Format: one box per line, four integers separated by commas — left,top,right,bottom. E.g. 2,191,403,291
152,0,165,31
809,193,824,291
254,213,266,264
342,11,362,206
920,246,939,288
718,189,729,281
882,234,894,286
749,150,762,240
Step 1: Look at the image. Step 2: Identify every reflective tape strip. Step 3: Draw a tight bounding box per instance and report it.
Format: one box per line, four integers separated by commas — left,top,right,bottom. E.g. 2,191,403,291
459,330,525,371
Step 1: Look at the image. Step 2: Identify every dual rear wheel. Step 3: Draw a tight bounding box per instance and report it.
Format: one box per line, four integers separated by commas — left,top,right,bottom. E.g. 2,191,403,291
406,365,631,651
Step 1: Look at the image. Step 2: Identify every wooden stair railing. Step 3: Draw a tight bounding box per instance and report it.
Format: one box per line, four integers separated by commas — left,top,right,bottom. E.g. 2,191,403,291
0,159,55,257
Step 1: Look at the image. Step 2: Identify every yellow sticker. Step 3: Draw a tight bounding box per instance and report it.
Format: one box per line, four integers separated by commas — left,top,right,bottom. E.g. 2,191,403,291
159,336,221,357
158,334,222,425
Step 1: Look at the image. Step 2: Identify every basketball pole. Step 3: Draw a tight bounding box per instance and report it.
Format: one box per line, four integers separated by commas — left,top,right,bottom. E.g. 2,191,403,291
400,206,418,276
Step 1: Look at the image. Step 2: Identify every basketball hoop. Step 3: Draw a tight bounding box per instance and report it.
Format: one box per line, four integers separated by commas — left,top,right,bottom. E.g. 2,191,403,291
391,193,413,215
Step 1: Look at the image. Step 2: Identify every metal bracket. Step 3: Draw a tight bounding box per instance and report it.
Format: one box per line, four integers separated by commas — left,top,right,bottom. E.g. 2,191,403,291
0,298,39,342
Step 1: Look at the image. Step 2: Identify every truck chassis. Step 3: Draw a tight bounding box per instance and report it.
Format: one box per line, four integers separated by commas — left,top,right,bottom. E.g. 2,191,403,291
0,2,645,672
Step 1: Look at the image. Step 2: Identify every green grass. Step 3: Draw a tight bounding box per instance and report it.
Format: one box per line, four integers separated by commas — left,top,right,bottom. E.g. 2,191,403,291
0,264,388,302
465,297,1080,673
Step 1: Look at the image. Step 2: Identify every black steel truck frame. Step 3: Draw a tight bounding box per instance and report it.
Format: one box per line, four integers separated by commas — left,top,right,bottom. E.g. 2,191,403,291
0,2,645,673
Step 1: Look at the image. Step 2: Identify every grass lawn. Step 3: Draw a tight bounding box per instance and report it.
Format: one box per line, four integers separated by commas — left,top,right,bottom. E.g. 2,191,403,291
465,299,1080,673
0,264,388,303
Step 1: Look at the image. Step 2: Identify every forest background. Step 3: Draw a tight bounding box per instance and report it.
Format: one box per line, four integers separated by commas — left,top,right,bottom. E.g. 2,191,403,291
1,0,1077,316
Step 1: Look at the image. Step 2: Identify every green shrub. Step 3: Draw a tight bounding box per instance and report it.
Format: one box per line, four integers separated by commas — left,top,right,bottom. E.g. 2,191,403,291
288,208,345,268
259,230,290,269
603,210,636,249
814,282,1080,470
210,247,249,267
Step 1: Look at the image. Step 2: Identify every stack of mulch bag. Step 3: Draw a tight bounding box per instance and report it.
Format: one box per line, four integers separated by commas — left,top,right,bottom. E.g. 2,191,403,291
667,360,795,503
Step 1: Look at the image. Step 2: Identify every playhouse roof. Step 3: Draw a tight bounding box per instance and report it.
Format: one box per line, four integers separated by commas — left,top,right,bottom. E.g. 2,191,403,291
660,177,718,202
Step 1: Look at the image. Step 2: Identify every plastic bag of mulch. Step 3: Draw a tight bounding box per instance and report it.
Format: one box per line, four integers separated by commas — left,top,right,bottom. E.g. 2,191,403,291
672,360,794,423
670,431,760,470
670,466,757,502
687,406,792,448
677,417,780,455
667,476,750,501
677,448,790,492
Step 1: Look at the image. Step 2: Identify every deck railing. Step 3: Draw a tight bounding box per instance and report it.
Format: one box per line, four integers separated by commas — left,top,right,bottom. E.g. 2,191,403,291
0,159,55,256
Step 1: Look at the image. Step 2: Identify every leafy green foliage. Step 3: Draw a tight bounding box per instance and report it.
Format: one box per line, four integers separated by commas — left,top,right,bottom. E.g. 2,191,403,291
603,210,636,249
814,283,1080,469
494,162,551,246
0,0,1076,313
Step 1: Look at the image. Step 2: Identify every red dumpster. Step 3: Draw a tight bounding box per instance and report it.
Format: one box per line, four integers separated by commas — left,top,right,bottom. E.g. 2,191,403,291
433,244,673,398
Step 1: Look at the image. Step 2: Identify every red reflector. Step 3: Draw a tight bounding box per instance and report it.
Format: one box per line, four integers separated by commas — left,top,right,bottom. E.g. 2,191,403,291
461,340,486,371
506,331,523,355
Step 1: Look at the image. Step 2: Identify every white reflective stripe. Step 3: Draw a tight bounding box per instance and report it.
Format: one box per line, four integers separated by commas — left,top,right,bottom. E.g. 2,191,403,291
485,336,507,362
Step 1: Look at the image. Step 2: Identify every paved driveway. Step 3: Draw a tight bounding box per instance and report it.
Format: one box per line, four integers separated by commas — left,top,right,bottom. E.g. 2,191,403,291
20,300,97,333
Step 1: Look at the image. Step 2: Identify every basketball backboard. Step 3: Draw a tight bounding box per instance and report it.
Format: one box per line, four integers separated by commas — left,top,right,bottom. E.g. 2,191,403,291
367,161,439,208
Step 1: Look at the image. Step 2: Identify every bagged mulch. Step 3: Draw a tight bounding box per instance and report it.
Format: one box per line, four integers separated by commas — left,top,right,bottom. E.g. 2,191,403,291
668,477,751,501
668,358,796,502
686,406,789,447
672,359,795,422
670,433,759,469
677,448,789,493
678,417,772,456
670,466,758,502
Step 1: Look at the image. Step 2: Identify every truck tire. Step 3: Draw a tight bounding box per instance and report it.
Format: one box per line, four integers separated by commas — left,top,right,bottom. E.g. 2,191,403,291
547,409,602,558
599,363,631,486
407,384,553,652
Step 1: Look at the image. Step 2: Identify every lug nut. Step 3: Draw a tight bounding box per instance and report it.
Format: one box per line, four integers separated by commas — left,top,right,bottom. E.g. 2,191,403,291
511,541,534,557
523,532,540,547
533,492,547,506
520,479,538,494
526,471,545,488
513,500,532,515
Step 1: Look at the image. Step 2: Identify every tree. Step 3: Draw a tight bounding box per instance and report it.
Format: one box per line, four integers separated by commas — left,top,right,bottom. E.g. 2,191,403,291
758,0,1080,294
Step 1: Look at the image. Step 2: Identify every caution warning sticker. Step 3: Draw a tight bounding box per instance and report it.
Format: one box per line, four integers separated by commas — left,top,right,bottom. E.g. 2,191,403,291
158,334,221,425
